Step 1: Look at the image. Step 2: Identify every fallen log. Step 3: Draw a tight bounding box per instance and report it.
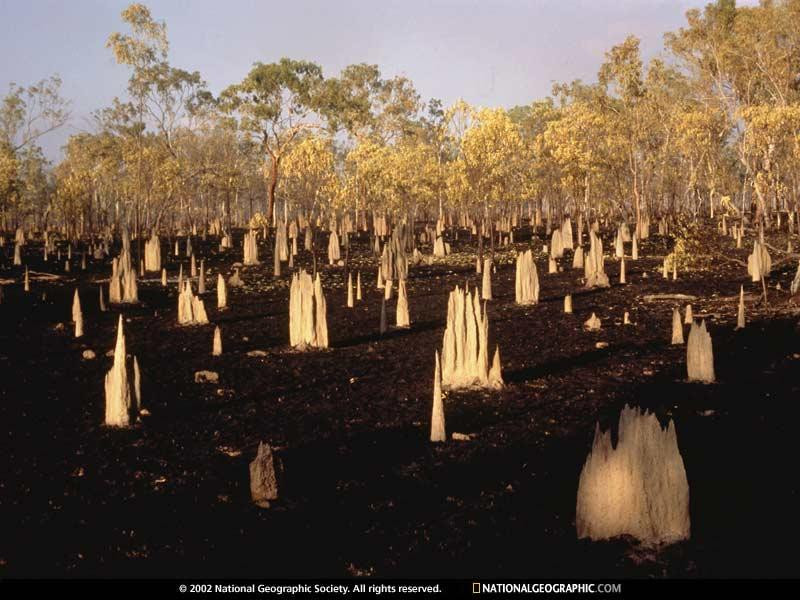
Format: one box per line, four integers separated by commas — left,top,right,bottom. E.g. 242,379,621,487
643,294,697,302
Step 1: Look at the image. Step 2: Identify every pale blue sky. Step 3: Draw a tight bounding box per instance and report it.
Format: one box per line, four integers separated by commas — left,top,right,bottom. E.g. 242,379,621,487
0,0,757,160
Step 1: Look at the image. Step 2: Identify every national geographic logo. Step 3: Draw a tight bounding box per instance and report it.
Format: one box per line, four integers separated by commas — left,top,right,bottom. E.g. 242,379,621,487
472,582,622,594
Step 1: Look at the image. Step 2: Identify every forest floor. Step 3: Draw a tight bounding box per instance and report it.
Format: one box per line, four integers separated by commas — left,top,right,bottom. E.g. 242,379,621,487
1,221,800,579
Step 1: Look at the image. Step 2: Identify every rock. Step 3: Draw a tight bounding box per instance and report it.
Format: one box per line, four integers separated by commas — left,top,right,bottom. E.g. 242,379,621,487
247,350,267,357
194,370,219,384
82,349,96,360
595,342,609,349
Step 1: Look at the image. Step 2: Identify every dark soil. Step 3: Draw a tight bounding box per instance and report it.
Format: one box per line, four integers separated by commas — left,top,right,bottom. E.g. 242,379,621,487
1,223,799,579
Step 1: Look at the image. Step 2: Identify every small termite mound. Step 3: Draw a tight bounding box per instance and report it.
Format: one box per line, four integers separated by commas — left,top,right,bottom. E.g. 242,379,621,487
145,233,161,272
243,230,259,265
212,325,223,356
671,307,684,345
584,313,601,331
249,442,278,509
686,320,715,383
735,285,746,330
515,249,539,305
396,279,410,328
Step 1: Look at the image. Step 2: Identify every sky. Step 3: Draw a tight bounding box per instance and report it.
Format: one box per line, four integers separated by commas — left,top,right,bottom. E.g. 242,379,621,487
0,0,759,161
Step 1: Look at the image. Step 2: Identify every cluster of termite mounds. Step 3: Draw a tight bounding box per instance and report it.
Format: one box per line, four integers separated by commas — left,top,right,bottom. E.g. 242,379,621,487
5,197,787,543
440,285,503,390
288,269,328,350
109,230,138,304
178,281,209,326
576,405,690,545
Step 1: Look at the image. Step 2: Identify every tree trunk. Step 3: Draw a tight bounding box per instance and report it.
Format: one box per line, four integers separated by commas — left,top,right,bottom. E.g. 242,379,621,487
266,157,278,229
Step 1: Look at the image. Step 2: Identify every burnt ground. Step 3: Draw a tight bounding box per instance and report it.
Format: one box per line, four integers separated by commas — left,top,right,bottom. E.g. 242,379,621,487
1,222,800,579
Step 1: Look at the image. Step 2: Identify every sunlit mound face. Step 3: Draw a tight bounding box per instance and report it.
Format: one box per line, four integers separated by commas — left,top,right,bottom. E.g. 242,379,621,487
576,405,690,546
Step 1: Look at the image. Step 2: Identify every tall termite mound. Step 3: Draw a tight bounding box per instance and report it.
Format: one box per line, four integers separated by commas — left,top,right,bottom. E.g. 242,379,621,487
515,249,539,305
178,281,209,325
72,288,83,338
561,217,574,251
789,260,800,296
380,228,410,285
396,279,411,328
430,351,446,442
328,229,341,265
576,405,690,545
433,236,449,257
671,307,684,344
288,270,328,349
572,246,584,269
481,258,492,300
440,285,503,389
735,285,746,329
104,316,141,427
550,229,564,258
747,240,771,282
346,272,354,308
243,230,259,265
144,232,161,272
109,230,138,304
584,230,609,288
686,320,715,382
276,221,289,263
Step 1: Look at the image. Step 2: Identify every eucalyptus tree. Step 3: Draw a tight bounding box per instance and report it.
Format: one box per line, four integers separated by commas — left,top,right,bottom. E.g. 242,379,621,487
453,106,525,257
107,3,211,245
665,0,800,222
219,59,327,228
0,75,69,228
